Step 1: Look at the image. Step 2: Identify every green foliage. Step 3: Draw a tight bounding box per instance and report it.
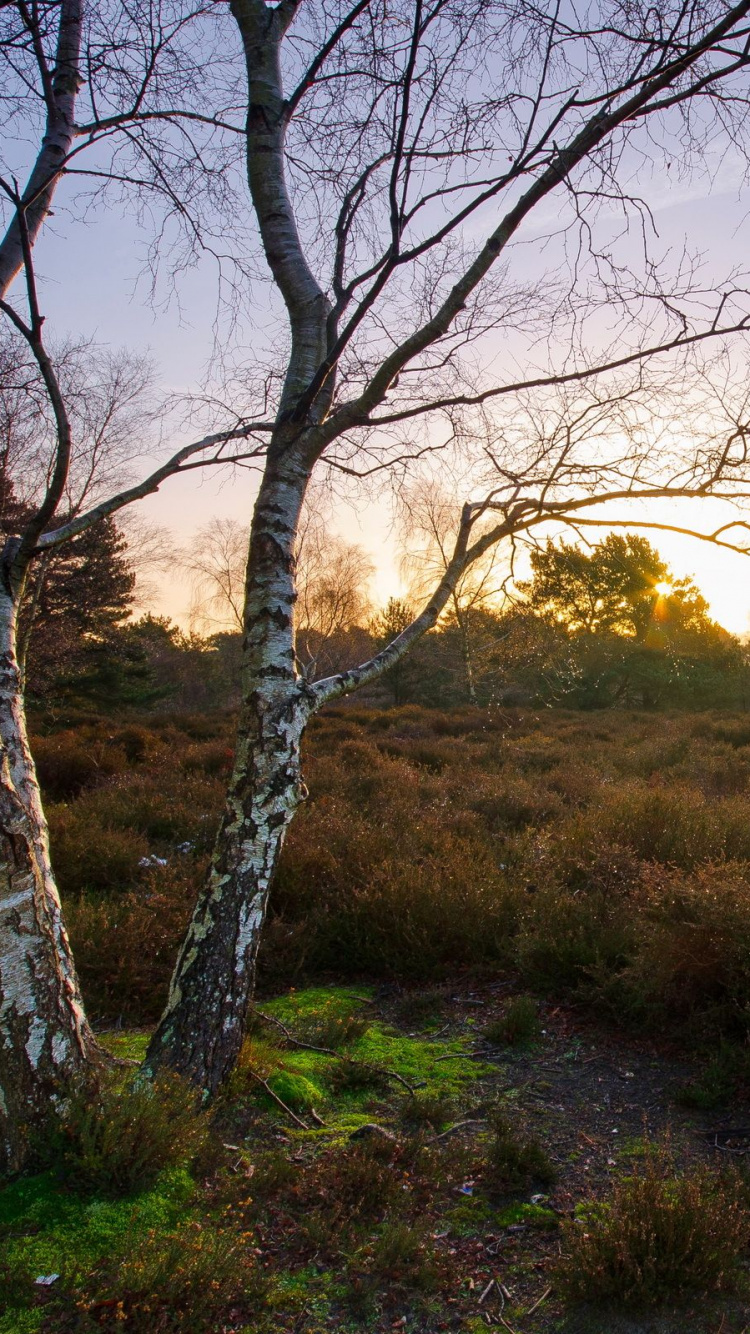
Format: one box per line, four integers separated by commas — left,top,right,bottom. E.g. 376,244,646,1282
484,1112,557,1194
0,1167,196,1334
266,1071,323,1112
399,1092,455,1130
483,995,541,1047
557,1146,749,1305
53,1222,263,1332
60,1072,209,1198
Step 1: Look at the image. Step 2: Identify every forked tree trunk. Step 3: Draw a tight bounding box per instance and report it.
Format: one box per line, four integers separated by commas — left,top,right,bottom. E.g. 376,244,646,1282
146,455,312,1091
0,588,98,1173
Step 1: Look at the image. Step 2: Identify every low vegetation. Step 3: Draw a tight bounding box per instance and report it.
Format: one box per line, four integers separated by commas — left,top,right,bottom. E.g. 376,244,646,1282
6,704,750,1330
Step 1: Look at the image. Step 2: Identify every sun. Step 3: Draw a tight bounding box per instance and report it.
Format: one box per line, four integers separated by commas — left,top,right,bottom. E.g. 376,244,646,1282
654,581,673,597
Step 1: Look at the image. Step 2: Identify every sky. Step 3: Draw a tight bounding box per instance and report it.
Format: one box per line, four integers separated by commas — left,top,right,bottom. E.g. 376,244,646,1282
13,60,750,639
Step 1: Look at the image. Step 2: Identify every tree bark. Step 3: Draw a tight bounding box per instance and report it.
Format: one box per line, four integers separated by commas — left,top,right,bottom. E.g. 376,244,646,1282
0,0,84,301
145,452,312,1092
0,584,97,1174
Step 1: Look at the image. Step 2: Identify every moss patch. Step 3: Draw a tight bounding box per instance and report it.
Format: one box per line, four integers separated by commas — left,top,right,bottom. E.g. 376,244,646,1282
0,1167,195,1333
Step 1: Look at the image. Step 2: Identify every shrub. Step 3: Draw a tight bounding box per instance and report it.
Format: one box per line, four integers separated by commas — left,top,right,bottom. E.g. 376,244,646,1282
60,1072,209,1197
66,864,201,1023
366,1222,440,1290
48,806,149,896
32,732,128,800
483,995,541,1047
557,1146,748,1305
399,1092,455,1131
57,1221,263,1332
483,1112,557,1194
296,1008,368,1049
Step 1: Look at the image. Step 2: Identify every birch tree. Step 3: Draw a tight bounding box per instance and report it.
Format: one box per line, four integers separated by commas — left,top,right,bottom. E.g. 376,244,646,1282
0,306,268,1175
139,0,750,1092
6,0,750,1127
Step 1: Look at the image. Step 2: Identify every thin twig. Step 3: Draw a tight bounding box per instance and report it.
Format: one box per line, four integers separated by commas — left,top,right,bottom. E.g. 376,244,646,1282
429,1118,487,1143
478,1278,496,1306
434,1050,485,1062
526,1285,552,1316
244,1067,309,1130
252,1007,419,1093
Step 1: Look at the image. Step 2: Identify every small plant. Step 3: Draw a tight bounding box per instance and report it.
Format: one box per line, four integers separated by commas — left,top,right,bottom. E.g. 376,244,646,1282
60,1072,209,1197
484,1111,557,1194
399,1091,454,1131
296,1008,369,1049
367,1222,440,1291
673,1043,747,1110
483,995,541,1047
327,1059,389,1094
251,1149,300,1199
59,1221,263,1331
557,1144,749,1305
392,988,447,1027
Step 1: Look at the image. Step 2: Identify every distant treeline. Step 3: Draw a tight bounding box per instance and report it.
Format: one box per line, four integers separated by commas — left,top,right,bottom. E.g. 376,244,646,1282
20,521,750,714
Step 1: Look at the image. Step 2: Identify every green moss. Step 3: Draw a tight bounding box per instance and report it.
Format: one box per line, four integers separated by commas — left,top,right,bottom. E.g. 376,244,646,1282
0,1166,195,1330
251,986,491,1134
266,1071,324,1111
98,1029,151,1063
496,1201,558,1229
446,1195,498,1235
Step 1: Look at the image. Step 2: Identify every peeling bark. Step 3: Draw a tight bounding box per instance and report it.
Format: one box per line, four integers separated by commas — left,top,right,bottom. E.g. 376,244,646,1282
0,586,97,1174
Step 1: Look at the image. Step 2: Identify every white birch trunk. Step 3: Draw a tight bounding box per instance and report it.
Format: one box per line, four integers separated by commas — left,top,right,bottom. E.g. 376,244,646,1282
0,585,97,1173
145,453,313,1091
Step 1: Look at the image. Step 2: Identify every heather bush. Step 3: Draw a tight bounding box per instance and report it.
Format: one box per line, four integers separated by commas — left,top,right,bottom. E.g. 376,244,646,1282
47,806,150,896
32,731,129,800
557,1145,748,1305
66,863,202,1022
483,1111,557,1194
60,1072,209,1197
34,705,750,1053
57,1222,262,1331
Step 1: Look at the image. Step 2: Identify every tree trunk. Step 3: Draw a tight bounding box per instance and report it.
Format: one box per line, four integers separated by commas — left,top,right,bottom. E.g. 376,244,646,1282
146,454,311,1092
0,588,97,1174
456,606,477,705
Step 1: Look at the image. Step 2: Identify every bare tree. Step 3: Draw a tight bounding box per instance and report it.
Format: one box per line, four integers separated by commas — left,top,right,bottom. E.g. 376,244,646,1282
185,506,373,674
294,504,374,677
184,518,250,634
6,0,750,1117
137,0,750,1093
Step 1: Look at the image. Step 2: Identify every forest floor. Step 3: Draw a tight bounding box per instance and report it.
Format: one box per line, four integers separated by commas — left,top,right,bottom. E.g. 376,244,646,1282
3,982,749,1334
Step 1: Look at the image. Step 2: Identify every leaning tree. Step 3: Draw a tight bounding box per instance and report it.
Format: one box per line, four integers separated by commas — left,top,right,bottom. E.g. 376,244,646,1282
5,0,750,1163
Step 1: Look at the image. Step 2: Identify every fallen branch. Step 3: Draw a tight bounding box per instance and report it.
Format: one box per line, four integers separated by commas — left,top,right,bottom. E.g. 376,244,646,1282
478,1277,496,1306
429,1118,487,1143
434,1051,485,1062
526,1285,552,1316
252,1007,420,1093
244,1067,309,1130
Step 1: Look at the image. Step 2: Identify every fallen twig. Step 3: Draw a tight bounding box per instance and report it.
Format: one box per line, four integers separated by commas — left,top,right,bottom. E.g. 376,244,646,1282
434,1050,484,1062
478,1278,496,1306
253,1007,419,1093
526,1285,552,1316
244,1068,309,1130
429,1118,486,1143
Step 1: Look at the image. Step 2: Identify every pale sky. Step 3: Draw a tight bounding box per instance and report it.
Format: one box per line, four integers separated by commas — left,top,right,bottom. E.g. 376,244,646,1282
19,113,750,639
